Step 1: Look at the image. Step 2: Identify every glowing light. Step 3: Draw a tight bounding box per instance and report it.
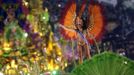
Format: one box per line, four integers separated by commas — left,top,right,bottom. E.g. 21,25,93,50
3,42,11,51
52,70,57,75
124,61,128,64
55,65,59,70
25,2,28,6
3,42,10,47
58,4,61,7
57,57,61,61
39,32,43,36
42,16,46,20
19,71,23,74
24,32,28,37
3,47,11,51
6,64,10,69
27,73,30,75
58,52,62,55
48,63,53,71
0,72,4,75
65,63,68,67
11,60,17,68
23,0,28,6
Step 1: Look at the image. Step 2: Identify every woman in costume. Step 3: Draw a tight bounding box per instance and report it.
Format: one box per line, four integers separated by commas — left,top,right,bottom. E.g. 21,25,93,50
59,0,104,63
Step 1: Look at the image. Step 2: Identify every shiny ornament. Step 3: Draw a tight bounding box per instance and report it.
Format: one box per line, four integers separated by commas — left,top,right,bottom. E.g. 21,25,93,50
40,8,50,24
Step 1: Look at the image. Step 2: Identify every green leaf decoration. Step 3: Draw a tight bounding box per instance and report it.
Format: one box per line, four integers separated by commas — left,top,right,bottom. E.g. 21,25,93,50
17,14,25,20
4,27,12,42
27,14,34,22
40,11,49,24
2,53,10,58
4,20,26,42
21,49,28,56
0,64,2,69
71,52,134,75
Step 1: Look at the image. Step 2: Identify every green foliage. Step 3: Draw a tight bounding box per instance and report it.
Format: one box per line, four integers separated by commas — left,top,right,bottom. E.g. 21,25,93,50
1,3,19,11
20,48,28,56
2,52,10,58
4,20,26,42
71,52,134,75
0,64,2,70
40,11,49,24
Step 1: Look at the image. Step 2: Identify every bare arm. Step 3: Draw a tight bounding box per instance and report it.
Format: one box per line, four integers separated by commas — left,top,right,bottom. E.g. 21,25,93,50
58,24,76,32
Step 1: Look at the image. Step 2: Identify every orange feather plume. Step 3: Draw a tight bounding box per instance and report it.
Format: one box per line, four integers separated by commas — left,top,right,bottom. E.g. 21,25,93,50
60,1,105,43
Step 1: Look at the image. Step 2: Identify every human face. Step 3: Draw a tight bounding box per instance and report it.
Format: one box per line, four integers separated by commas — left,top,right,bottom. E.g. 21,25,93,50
75,17,83,30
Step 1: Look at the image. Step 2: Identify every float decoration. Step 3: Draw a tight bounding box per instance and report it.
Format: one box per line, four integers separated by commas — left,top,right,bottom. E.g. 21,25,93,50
72,52,134,75
0,0,66,74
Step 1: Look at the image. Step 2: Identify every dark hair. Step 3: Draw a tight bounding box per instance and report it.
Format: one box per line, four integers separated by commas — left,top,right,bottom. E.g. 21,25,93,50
81,17,89,30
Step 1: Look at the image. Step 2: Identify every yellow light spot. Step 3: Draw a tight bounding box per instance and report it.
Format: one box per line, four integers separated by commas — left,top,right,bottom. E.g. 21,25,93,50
11,60,17,68
42,16,46,20
23,0,28,6
65,63,68,67
39,32,43,36
3,42,10,47
6,64,10,69
3,42,11,51
58,52,62,55
24,32,28,37
55,65,59,70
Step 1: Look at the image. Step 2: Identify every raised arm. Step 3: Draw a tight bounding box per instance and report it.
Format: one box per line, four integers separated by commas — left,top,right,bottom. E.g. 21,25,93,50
58,24,76,32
